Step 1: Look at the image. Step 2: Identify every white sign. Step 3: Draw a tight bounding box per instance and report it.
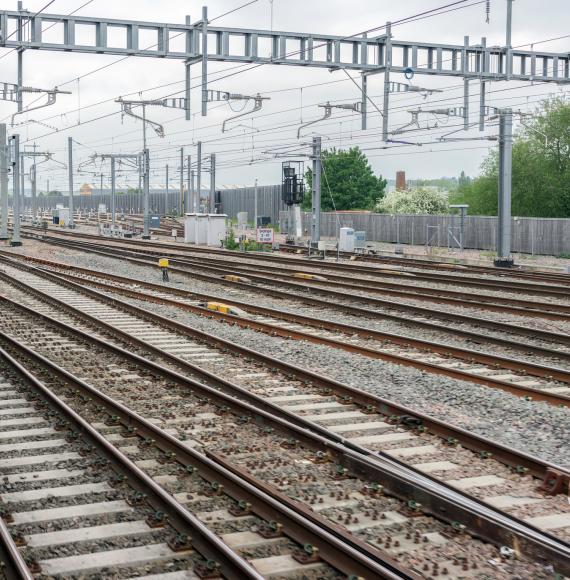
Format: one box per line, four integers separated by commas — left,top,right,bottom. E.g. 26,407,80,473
98,203,107,214
256,228,274,244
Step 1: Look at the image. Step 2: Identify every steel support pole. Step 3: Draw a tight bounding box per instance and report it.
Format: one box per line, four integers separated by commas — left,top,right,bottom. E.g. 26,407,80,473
165,163,169,216
142,148,150,238
19,153,25,221
11,134,21,246
209,153,215,213
185,14,192,121
463,36,469,130
381,22,392,141
110,156,116,228
479,37,486,131
254,178,258,229
17,1,23,114
141,104,150,238
201,6,208,117
0,124,8,239
311,136,322,245
187,155,192,211
30,163,36,219
191,169,195,210
496,109,513,266
361,74,368,131
459,207,466,251
197,141,202,210
179,147,184,214
68,137,74,227
361,32,367,130
506,0,514,80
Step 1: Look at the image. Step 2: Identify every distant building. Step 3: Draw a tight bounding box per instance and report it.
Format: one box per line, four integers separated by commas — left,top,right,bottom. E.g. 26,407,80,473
80,183,93,195
396,170,406,191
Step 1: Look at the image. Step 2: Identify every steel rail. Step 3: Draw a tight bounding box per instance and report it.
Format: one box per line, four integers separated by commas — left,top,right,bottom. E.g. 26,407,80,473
6,243,570,367
0,514,33,580
25,235,570,349
3,262,568,560
1,298,569,577
0,331,406,580
134,252,570,319
0,343,263,580
152,256,570,319
1,270,566,480
22,227,570,295
0,335,419,580
30,262,570,407
278,243,570,285
149,255,570,343
26,225,570,316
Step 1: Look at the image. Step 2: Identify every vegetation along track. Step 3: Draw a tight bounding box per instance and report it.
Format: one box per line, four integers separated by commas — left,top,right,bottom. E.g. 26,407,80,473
3,252,570,408
0,258,570,578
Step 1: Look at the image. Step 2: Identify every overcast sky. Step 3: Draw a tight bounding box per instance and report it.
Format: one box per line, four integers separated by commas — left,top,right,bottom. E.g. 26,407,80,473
1,0,569,191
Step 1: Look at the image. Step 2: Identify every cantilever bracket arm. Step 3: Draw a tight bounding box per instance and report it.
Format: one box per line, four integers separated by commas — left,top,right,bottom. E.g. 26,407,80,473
222,94,268,133
297,103,332,139
10,86,71,126
391,110,421,135
116,98,165,137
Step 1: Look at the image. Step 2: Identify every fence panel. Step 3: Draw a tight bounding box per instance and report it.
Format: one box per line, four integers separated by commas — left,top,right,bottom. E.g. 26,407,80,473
286,211,570,255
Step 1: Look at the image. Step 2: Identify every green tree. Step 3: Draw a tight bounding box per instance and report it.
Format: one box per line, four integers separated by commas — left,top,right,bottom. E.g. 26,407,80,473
376,187,449,215
303,147,386,211
451,97,570,217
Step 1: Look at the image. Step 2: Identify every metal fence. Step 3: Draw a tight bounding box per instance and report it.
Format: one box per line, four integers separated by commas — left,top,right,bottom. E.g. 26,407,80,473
288,211,570,256
26,184,286,224
21,188,570,255
219,185,285,224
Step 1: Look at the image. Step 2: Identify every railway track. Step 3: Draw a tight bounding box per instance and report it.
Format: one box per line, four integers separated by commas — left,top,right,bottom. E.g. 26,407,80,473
1,258,565,572
0,312,420,578
4,253,570,407
21,226,570,296
15,234,570,354
277,243,570,286
1,296,569,579
97,245,570,319
0,343,262,579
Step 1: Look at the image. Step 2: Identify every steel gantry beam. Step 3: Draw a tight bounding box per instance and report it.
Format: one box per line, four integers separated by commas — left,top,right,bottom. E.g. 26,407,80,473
1,8,568,81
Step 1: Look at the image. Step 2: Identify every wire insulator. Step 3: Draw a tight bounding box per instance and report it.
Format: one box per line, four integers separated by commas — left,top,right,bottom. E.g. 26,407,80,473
485,0,490,23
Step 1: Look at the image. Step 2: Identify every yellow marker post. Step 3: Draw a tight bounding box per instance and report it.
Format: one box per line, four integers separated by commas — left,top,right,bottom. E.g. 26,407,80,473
159,258,169,282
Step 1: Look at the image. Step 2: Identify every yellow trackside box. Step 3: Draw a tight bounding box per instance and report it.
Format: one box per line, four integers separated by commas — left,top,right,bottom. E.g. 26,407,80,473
293,272,327,281
158,258,169,268
207,302,230,314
